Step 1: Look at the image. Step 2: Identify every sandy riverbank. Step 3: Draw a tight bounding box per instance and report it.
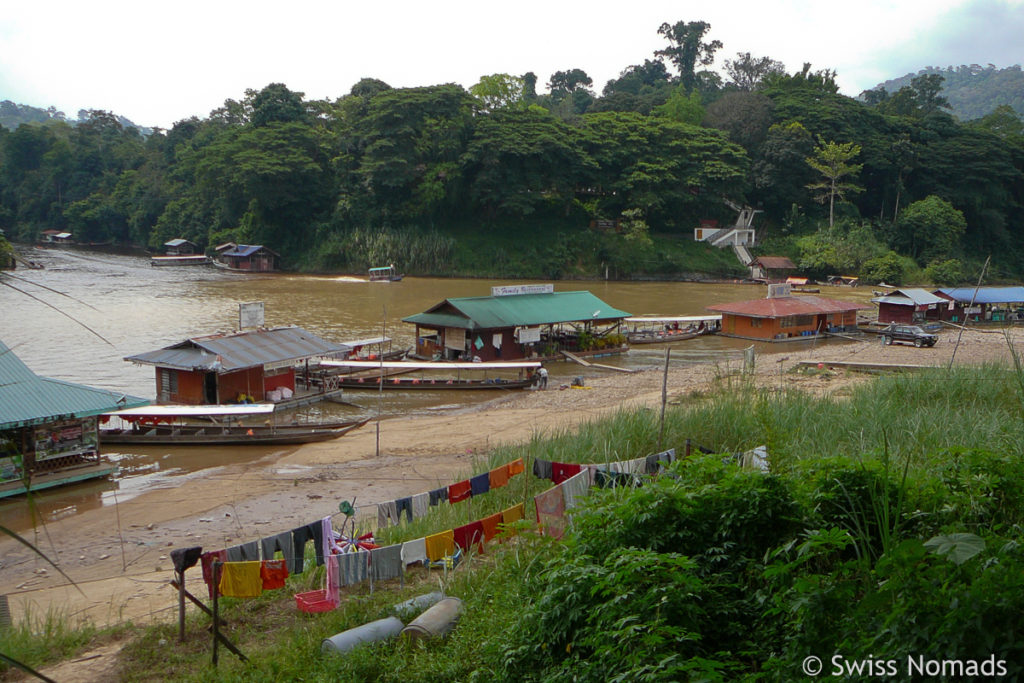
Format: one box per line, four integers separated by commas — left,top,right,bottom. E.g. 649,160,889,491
2,326,1021,631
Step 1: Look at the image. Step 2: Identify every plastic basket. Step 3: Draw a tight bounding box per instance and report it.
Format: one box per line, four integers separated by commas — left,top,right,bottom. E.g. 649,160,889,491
295,589,336,613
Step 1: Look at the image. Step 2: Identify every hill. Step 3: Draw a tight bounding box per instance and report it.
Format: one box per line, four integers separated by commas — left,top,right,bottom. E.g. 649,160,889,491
0,100,152,134
871,64,1024,120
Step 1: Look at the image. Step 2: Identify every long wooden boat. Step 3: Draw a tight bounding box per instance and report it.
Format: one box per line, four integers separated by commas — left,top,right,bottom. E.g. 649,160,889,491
151,255,210,267
319,360,540,390
624,315,721,345
369,265,403,282
99,404,369,445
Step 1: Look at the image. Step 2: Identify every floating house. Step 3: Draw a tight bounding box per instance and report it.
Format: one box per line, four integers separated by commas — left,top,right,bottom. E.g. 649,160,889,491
933,286,1024,323
163,238,199,256
0,339,148,498
213,243,280,272
403,286,631,361
707,290,868,341
125,326,349,405
748,256,797,282
871,288,948,325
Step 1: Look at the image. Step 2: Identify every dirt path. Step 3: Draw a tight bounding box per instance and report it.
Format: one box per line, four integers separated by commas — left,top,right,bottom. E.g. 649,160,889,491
2,327,1020,634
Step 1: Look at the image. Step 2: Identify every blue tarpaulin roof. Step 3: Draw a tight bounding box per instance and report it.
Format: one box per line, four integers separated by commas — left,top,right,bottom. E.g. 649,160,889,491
936,287,1024,304
0,340,148,430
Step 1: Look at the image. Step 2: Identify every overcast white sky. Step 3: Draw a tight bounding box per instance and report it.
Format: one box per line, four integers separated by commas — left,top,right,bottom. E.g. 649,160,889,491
2,0,1022,129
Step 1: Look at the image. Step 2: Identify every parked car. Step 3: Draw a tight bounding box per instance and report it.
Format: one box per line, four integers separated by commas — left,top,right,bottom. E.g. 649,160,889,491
882,324,938,348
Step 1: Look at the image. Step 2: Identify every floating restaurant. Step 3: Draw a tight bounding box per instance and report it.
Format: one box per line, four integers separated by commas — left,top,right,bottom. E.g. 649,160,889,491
0,339,148,498
707,286,868,341
124,325,349,405
403,285,631,361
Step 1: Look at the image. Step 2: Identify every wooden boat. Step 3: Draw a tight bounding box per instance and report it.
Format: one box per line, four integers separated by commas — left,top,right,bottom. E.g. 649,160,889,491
318,360,540,390
99,404,369,446
624,316,721,345
369,265,403,282
151,255,211,267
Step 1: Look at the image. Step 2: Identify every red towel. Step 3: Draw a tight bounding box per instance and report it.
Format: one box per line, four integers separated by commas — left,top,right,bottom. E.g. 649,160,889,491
480,512,503,542
453,521,485,553
260,559,289,590
448,479,472,504
552,462,582,485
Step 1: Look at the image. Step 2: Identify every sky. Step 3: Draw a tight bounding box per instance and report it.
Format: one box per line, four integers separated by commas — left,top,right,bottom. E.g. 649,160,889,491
1,0,1022,130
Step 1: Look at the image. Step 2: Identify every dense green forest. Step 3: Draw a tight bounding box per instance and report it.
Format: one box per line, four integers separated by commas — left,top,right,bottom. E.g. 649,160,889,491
1,20,1023,283
873,64,1024,120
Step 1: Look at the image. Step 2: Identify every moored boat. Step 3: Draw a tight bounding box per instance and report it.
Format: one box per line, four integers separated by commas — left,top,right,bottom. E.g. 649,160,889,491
624,315,721,345
318,360,540,390
99,404,369,446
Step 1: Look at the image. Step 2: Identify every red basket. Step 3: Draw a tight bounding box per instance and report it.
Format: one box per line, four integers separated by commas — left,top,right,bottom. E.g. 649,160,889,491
295,589,336,613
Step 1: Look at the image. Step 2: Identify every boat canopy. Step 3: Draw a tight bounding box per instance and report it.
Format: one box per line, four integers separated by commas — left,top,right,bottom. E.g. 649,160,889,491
320,360,541,370
340,336,391,348
105,404,276,418
625,315,722,323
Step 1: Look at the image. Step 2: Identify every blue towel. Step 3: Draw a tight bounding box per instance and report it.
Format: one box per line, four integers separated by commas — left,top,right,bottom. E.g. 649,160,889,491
470,472,490,497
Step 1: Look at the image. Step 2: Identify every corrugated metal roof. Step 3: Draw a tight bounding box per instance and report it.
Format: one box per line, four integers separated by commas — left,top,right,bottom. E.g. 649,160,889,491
706,296,869,318
936,287,1024,305
164,238,195,247
871,288,946,306
124,326,349,372
0,340,149,430
221,244,279,258
402,291,631,330
752,256,796,269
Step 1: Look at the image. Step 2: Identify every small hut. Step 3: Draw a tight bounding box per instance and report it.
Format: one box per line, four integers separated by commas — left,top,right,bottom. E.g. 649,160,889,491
871,288,947,325
163,239,198,256
748,256,796,282
125,326,349,404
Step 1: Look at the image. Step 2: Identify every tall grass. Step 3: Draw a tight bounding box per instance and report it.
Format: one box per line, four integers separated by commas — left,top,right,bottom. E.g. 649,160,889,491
62,363,1024,680
0,605,98,674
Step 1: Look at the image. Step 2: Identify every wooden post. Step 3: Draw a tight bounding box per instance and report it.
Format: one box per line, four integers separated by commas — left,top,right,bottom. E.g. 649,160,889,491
177,570,185,642
658,348,670,449
212,562,220,667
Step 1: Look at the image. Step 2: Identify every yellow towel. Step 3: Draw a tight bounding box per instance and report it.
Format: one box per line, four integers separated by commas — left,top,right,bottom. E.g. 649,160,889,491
218,561,263,598
424,530,455,561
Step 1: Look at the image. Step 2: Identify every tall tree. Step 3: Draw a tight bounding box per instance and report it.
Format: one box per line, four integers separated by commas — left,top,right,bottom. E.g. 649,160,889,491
894,195,966,263
806,138,863,227
654,20,722,92
470,74,526,112
548,69,593,95
724,52,786,91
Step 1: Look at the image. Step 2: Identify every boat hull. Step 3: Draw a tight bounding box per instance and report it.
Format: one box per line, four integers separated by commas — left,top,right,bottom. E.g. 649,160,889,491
99,419,368,446
336,378,533,390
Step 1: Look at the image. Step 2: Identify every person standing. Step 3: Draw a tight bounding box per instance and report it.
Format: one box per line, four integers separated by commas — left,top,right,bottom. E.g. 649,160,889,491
538,366,548,389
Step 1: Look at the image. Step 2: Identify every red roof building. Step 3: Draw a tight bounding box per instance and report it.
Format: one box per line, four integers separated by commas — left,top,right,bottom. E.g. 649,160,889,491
707,295,869,341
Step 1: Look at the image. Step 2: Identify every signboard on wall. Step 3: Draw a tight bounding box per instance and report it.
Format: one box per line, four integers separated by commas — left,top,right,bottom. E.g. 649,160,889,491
239,301,265,329
515,326,542,343
491,284,554,297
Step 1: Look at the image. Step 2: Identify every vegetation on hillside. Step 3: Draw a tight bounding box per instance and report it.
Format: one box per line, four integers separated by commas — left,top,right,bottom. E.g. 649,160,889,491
871,64,1024,120
1,23,1022,283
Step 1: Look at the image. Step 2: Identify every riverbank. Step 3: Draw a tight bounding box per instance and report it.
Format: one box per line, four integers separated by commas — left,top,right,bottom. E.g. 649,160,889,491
2,327,1021,635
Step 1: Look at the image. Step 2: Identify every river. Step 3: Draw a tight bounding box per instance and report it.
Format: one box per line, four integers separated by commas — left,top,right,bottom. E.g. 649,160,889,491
0,245,873,530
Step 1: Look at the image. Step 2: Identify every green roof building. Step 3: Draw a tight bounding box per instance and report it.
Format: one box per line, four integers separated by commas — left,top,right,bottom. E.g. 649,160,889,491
402,288,631,361
0,339,148,498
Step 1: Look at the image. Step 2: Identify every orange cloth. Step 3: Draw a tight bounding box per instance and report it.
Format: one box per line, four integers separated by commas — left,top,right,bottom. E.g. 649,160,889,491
448,480,472,504
424,530,455,561
480,512,503,542
506,458,525,476
260,559,289,590
489,465,509,490
218,561,263,598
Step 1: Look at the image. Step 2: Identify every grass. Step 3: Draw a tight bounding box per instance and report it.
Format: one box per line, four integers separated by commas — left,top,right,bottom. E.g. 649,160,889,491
9,361,1024,680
